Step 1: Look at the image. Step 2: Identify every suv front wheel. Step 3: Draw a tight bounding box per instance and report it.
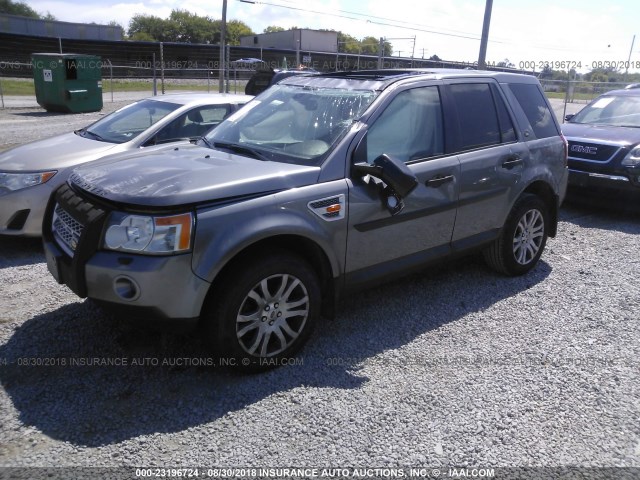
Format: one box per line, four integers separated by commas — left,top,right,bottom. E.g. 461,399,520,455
483,194,549,276
205,252,320,371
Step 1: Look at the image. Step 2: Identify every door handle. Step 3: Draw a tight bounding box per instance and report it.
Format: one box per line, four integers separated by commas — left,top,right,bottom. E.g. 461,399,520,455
502,155,524,170
426,174,454,188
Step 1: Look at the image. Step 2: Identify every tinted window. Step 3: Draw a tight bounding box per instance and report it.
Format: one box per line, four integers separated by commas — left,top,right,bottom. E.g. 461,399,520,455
245,71,274,95
492,85,517,143
450,83,500,150
362,86,444,164
508,83,558,138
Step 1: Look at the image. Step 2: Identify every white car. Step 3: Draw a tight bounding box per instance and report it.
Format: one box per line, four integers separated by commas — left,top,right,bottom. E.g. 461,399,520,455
0,93,254,236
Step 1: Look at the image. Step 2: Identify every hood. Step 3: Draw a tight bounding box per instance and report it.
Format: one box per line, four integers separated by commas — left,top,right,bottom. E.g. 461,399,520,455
69,143,321,207
562,122,640,146
0,132,121,171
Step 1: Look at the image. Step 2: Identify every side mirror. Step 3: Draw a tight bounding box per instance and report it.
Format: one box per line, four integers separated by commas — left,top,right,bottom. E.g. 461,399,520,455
353,154,419,215
564,114,575,122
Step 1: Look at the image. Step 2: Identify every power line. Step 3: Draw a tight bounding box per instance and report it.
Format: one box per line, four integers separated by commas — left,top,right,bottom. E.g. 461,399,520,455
237,0,632,58
237,0,489,42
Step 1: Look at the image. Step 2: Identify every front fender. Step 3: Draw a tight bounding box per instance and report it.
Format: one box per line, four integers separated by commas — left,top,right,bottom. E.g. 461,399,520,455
191,180,349,285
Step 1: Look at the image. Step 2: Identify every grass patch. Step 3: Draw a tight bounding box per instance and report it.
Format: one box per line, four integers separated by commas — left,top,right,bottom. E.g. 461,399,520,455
0,78,35,95
545,91,597,101
103,79,214,92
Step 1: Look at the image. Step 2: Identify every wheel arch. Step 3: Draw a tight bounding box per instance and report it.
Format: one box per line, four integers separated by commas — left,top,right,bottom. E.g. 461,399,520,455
521,180,559,237
199,234,338,325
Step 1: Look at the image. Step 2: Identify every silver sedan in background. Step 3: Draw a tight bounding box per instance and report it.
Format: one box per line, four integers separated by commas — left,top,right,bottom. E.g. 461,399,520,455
0,93,254,236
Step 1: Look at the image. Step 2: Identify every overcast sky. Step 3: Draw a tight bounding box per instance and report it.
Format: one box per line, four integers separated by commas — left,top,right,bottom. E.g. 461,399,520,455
23,0,640,72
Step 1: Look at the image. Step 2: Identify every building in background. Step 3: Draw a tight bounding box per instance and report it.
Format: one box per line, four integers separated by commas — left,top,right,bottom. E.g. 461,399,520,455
0,13,122,41
241,29,338,54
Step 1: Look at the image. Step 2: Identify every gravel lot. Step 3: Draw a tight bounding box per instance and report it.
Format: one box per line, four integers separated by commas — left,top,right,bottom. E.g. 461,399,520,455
0,94,147,152
0,99,639,478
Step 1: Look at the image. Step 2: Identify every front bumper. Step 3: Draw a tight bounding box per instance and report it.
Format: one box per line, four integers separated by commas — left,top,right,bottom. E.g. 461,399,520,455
0,182,56,237
45,237,211,323
43,182,213,325
568,168,640,193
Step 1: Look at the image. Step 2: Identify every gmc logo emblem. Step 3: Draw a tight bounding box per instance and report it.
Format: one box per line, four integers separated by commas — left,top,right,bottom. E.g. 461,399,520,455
571,145,598,155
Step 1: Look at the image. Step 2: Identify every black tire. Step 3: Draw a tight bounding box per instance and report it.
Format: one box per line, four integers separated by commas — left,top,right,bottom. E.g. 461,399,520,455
483,194,549,276
203,252,320,372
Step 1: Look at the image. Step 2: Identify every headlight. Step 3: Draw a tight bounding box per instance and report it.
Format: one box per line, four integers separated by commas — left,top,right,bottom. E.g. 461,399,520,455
0,171,56,194
621,146,640,166
104,212,193,254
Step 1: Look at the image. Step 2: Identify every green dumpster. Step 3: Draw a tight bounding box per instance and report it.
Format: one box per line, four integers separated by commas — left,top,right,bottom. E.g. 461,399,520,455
32,53,103,113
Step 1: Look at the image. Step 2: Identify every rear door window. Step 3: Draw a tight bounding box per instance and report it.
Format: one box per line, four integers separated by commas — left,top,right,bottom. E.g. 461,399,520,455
492,84,517,143
507,83,558,139
449,83,501,151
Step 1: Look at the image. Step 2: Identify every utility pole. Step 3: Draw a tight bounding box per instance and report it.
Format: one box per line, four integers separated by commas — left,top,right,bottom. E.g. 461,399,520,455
378,37,384,69
477,0,493,70
411,35,416,67
218,0,227,93
626,35,636,79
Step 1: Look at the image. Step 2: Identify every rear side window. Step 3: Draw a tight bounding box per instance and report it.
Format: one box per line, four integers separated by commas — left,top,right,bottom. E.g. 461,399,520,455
507,83,558,139
449,83,501,151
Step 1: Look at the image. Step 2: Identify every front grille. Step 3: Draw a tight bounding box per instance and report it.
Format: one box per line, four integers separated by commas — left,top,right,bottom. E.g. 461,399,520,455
52,203,84,255
567,140,621,162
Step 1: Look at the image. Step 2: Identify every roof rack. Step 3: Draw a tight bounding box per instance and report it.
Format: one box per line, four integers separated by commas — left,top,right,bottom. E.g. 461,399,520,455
315,69,427,80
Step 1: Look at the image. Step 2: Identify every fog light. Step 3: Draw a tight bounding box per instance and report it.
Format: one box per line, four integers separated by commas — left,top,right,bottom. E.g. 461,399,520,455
113,276,140,301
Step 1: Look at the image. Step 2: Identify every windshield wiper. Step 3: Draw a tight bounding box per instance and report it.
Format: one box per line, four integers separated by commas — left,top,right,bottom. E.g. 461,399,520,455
213,141,269,161
196,136,214,148
154,137,190,145
75,128,110,142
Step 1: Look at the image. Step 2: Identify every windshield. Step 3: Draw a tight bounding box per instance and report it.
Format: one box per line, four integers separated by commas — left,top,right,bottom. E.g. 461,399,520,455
81,99,182,143
570,94,640,128
205,84,377,165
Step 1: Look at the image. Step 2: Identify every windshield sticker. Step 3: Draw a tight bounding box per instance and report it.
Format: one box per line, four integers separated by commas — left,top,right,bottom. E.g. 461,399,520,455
591,97,615,109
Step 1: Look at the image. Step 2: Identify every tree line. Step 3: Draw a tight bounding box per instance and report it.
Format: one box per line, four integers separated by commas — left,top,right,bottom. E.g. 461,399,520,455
1,0,55,20
538,65,640,83
128,10,252,45
127,12,396,56
1,0,394,54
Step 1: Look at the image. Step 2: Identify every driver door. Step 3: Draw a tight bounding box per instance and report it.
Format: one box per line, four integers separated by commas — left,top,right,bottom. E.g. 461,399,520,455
345,85,460,286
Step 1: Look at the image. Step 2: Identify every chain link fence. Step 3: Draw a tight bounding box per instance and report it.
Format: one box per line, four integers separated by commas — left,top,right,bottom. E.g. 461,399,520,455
539,78,637,120
2,57,638,111
0,59,256,108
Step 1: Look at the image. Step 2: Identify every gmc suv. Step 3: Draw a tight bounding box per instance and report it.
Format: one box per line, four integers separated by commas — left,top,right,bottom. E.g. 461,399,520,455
563,87,640,202
43,69,568,370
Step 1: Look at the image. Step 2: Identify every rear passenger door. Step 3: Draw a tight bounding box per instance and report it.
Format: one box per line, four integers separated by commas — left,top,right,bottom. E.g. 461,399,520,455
446,81,528,244
502,82,566,190
345,84,460,283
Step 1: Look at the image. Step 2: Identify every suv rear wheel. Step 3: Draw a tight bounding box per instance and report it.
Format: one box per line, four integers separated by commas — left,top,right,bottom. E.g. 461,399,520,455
483,194,549,276
204,252,320,371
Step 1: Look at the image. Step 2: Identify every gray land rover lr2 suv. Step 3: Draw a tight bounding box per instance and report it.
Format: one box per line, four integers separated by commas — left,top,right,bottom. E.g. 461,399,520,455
43,69,568,370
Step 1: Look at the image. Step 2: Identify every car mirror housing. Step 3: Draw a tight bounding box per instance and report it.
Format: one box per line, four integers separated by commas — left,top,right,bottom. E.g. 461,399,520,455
353,154,419,215
354,154,419,198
